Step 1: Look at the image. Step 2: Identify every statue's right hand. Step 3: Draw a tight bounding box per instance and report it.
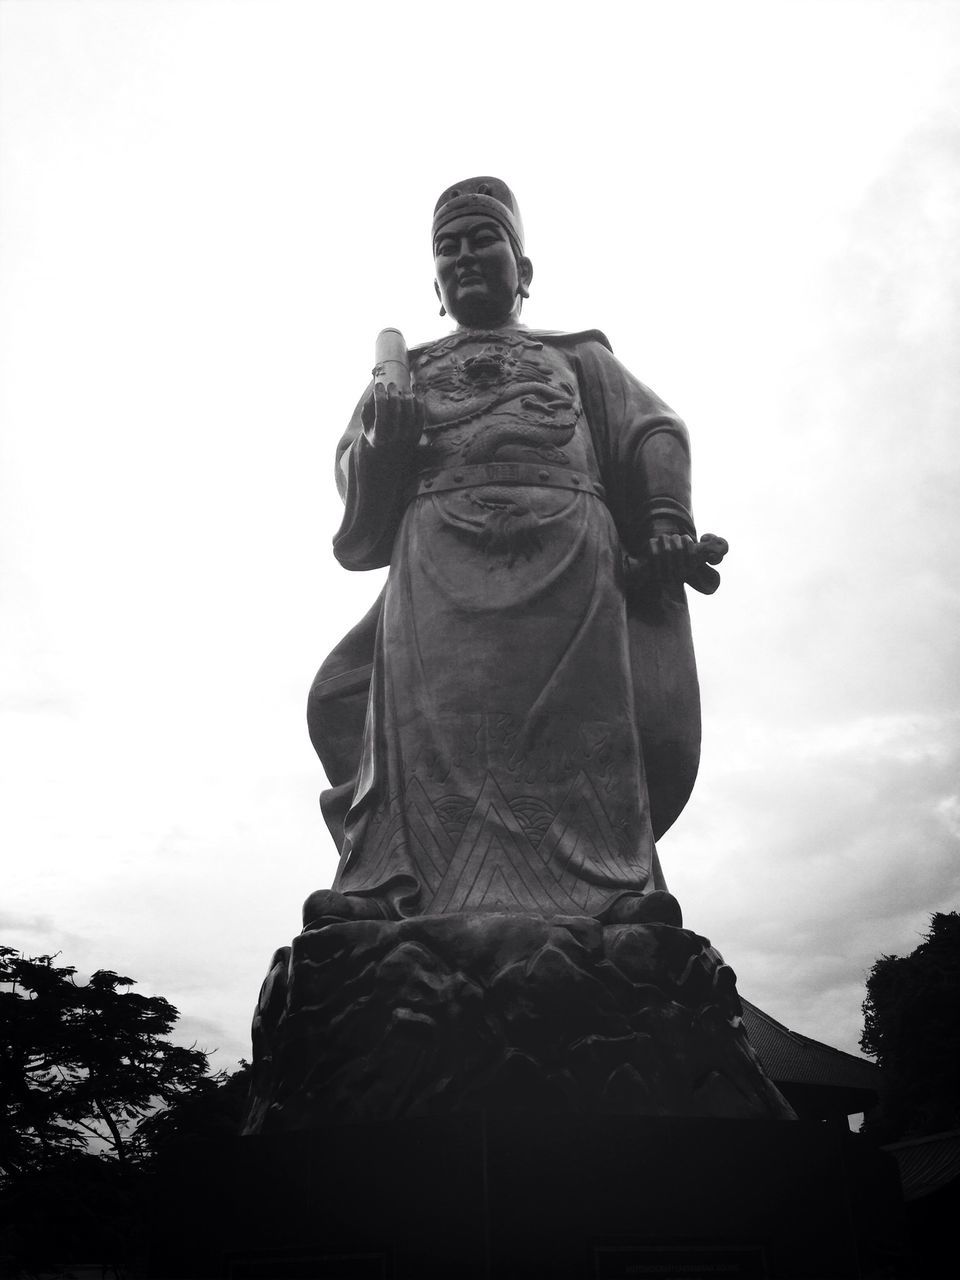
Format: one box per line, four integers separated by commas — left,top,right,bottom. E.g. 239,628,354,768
361,381,423,449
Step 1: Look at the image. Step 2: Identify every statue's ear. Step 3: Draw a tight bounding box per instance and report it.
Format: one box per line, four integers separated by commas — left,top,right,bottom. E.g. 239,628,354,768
518,256,533,300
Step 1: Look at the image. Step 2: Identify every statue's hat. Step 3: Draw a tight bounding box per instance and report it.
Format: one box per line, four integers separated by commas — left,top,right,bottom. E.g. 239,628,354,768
432,177,524,258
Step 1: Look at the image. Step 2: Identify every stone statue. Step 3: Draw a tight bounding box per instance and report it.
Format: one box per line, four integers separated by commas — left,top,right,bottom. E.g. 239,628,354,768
304,176,727,931
243,179,796,1131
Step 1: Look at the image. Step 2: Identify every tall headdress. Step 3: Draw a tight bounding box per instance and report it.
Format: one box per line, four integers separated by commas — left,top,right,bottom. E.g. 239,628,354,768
432,177,524,259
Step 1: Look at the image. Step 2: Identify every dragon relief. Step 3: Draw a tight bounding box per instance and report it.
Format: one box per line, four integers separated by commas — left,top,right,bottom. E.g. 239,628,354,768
414,333,582,467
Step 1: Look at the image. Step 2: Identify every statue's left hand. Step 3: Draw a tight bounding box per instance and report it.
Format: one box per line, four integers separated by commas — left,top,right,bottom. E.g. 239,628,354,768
626,532,729,595
644,532,701,584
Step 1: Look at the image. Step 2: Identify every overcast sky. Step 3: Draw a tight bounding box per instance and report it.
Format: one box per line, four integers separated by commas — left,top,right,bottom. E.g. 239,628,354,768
1,0,958,1077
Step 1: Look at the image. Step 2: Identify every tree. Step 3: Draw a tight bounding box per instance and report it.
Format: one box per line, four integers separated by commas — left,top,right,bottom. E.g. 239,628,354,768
136,1058,252,1156
0,946,211,1178
0,947,250,1275
860,911,960,1142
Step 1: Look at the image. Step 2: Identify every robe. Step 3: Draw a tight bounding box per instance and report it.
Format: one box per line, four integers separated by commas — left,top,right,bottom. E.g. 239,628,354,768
309,328,700,919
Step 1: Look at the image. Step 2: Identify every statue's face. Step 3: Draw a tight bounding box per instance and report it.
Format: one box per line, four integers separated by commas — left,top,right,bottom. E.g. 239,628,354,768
433,215,522,327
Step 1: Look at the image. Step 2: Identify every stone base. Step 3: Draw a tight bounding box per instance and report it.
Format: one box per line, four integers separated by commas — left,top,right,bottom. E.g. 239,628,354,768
147,1116,906,1279
244,913,795,1131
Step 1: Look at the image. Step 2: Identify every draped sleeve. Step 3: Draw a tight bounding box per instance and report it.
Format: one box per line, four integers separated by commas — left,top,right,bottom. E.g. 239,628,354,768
331,383,418,570
567,338,701,838
571,340,696,553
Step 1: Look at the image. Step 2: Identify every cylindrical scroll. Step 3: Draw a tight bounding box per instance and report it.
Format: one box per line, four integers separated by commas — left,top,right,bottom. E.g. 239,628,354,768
373,327,409,392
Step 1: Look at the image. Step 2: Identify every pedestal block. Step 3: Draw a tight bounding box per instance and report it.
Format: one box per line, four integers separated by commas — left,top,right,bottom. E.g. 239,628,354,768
244,913,795,1130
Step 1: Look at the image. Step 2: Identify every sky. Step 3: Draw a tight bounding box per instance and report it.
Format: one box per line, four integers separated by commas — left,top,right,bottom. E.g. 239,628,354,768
1,0,958,1079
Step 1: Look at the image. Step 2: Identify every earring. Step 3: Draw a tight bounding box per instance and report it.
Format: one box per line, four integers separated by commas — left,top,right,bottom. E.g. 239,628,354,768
439,303,447,316
518,284,530,299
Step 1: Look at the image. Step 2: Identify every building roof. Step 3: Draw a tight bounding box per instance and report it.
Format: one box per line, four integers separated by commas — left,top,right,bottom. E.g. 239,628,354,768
885,1129,960,1201
741,999,882,1094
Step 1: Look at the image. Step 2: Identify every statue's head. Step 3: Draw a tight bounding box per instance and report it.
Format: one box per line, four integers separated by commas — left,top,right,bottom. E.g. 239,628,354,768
432,177,533,328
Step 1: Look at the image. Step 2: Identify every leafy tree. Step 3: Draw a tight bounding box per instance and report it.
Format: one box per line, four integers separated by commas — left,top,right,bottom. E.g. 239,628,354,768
0,946,210,1178
860,911,960,1142
0,947,250,1276
136,1058,252,1156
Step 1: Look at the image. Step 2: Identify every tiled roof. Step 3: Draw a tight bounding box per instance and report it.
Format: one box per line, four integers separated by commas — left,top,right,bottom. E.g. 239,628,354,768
885,1129,960,1201
741,999,882,1093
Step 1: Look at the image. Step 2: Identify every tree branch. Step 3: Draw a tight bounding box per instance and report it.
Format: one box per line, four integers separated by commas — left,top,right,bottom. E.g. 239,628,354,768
92,1095,127,1165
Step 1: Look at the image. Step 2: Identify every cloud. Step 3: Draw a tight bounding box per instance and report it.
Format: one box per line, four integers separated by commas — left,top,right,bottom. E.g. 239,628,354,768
670,111,960,1051
171,1011,248,1069
0,693,74,714
669,702,960,1054
0,913,94,960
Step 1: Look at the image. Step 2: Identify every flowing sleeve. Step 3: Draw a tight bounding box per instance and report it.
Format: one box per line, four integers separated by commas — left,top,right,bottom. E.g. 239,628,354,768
572,336,701,840
331,384,417,570
572,340,696,555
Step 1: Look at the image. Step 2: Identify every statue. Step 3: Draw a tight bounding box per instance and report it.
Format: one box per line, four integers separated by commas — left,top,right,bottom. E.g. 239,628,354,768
304,176,727,932
244,179,794,1132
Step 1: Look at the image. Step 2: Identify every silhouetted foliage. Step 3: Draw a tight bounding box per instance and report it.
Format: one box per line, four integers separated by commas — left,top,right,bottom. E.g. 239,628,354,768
0,946,211,1179
138,1058,252,1157
0,947,253,1276
860,911,960,1143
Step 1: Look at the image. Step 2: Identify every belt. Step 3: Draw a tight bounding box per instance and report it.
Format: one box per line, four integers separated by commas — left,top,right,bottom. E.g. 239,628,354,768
409,461,606,502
